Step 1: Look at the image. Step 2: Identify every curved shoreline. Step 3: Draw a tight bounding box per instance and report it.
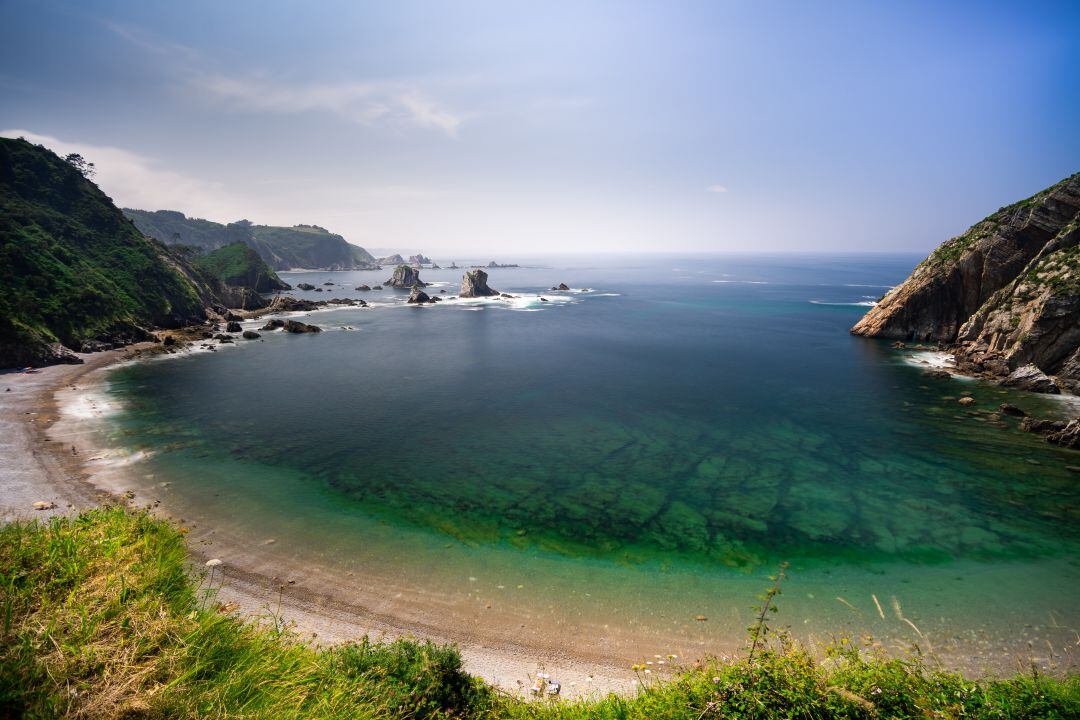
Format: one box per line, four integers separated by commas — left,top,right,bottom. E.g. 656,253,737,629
0,347,641,698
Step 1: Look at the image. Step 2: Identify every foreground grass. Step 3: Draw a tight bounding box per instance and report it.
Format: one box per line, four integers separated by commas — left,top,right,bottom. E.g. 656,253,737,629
1,508,1077,719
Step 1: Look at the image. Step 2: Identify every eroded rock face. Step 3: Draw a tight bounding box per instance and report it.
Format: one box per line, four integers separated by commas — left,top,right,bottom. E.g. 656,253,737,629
386,265,425,288
1000,364,1060,394
459,269,499,298
852,173,1080,391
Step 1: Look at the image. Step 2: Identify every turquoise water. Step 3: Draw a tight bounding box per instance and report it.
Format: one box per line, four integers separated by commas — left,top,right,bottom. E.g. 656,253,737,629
101,254,1080,667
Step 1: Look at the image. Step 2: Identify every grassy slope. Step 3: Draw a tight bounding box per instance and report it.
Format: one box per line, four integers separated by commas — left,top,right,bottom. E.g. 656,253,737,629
2,509,1076,719
195,242,289,292
0,139,207,359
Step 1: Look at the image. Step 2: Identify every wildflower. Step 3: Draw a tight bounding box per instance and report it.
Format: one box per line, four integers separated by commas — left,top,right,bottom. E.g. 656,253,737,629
205,558,222,567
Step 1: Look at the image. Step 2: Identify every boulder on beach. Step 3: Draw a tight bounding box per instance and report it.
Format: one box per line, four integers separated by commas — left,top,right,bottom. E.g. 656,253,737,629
241,330,261,340
282,319,322,333
260,318,285,330
386,265,426,288
226,321,242,333
460,269,499,298
407,285,432,304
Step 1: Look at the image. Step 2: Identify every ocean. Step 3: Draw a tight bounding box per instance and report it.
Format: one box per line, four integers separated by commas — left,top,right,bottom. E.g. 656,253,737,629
98,254,1080,670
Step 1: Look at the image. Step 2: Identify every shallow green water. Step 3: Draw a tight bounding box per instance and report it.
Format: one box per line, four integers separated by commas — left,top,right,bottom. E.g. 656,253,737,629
97,255,1080,665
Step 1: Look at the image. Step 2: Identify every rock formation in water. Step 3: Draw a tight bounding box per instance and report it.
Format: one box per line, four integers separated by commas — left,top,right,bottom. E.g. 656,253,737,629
459,269,499,298
407,285,432,304
852,172,1080,393
386,264,426,288
281,319,322,334
408,253,432,265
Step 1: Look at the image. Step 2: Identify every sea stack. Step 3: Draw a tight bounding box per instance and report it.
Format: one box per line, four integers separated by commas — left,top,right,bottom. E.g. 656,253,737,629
459,269,499,298
851,172,1080,394
386,264,426,288
407,285,432,304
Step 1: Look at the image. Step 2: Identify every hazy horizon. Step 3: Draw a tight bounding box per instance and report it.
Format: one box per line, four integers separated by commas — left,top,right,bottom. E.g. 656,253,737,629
2,0,1078,255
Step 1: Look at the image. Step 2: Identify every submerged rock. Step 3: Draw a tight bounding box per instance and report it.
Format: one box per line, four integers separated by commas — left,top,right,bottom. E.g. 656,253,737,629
460,269,499,298
355,284,371,291
296,283,316,291
998,403,1026,417
386,265,426,288
241,330,261,340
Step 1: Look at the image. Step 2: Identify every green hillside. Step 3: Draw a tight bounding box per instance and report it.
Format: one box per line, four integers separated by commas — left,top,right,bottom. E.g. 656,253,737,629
0,138,211,367
125,209,377,270
195,242,290,292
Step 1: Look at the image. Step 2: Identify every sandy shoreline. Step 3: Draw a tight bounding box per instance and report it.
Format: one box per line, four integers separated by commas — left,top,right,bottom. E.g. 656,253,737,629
0,347,641,698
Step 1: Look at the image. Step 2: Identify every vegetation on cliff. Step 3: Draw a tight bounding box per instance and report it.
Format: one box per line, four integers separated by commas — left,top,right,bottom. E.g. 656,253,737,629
0,138,210,367
852,172,1080,390
125,209,376,271
1,507,1076,719
194,242,290,293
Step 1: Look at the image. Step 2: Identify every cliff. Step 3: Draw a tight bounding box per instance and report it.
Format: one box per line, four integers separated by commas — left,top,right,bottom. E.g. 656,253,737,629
124,209,377,271
852,172,1080,391
0,138,214,367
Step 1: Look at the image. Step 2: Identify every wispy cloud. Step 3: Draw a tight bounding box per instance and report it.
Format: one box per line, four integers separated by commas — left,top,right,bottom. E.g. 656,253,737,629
0,129,246,219
707,184,728,193
106,21,464,137
191,73,464,137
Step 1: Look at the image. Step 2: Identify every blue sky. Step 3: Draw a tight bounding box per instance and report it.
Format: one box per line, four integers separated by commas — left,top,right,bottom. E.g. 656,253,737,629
1,0,1077,254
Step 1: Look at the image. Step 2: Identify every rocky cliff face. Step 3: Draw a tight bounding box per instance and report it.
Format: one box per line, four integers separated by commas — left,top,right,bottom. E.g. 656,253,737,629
852,172,1080,392
459,269,499,298
386,265,425,288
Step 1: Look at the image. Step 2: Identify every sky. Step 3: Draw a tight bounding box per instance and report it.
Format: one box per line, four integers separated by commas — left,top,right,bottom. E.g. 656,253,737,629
1,0,1078,255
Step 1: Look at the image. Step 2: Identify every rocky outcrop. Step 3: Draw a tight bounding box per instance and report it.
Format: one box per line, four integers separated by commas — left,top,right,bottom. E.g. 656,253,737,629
378,254,406,266
261,319,285,331
355,284,371,291
241,330,261,340
1021,417,1080,449
407,285,432,304
386,265,426,288
852,173,1080,392
225,321,242,333
1000,364,1060,394
408,253,432,265
296,283,316,291
551,283,570,291
459,269,499,298
281,320,322,334
262,296,320,313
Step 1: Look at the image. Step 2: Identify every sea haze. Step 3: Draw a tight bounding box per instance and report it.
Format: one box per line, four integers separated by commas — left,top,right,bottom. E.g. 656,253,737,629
99,254,1080,668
